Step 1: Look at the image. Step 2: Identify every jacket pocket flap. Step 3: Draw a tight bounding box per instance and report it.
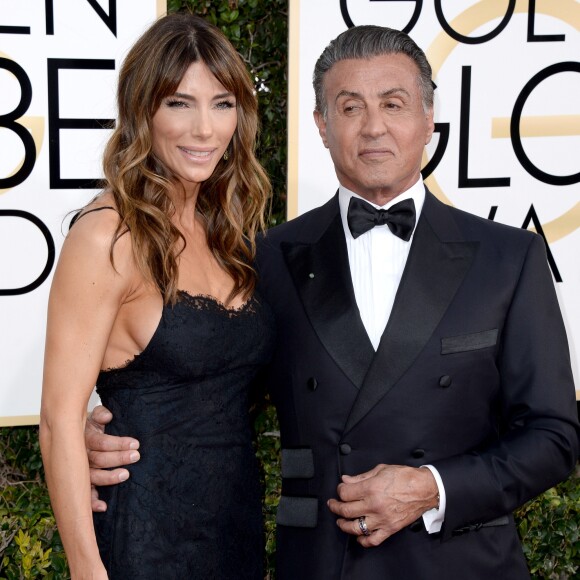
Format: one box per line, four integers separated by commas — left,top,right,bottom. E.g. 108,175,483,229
441,329,498,354
281,448,315,479
276,496,318,528
453,514,509,535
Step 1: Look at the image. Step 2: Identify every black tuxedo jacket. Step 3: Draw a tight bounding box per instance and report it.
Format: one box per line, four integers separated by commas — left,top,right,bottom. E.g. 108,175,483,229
256,190,579,580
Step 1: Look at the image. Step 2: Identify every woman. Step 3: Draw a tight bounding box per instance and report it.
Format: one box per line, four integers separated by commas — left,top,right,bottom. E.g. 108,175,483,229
40,12,274,579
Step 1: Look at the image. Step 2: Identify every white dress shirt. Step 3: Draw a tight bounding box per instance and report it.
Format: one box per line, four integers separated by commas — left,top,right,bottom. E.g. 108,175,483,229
338,180,446,534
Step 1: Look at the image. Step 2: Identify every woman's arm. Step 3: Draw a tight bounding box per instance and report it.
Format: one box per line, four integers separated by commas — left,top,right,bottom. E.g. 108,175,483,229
40,209,134,579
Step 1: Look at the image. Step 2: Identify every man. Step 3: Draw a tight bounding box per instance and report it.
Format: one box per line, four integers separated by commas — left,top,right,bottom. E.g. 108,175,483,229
87,26,579,579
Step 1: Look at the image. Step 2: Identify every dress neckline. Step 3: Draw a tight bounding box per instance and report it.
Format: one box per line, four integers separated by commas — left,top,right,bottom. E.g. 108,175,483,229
99,291,257,375
177,289,254,313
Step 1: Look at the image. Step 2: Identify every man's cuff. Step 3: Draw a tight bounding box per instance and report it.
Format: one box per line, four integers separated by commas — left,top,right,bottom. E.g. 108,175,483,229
420,464,446,534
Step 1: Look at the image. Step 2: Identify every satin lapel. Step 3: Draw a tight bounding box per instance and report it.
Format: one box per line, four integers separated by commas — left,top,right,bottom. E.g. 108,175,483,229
343,195,478,433
281,211,374,390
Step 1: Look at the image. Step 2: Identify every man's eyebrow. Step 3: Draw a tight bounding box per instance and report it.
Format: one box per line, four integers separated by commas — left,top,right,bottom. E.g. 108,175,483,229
379,87,411,99
335,90,362,102
334,87,411,102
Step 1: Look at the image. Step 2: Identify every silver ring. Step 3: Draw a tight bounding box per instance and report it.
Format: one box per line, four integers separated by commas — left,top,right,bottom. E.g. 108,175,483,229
358,516,371,536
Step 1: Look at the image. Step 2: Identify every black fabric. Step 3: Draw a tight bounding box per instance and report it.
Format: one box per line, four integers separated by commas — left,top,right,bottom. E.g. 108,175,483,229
276,496,318,528
281,448,315,478
255,190,578,580
281,215,374,391
93,291,275,579
343,217,477,434
453,515,510,535
441,328,499,354
347,197,416,240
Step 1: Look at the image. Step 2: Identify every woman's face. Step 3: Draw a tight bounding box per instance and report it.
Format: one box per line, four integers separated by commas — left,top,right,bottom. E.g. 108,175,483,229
151,60,238,195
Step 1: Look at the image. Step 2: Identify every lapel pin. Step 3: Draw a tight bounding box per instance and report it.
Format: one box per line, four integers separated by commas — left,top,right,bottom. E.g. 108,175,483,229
309,272,315,279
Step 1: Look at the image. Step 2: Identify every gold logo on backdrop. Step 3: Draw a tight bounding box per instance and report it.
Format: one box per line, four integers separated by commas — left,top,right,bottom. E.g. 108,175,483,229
424,0,580,242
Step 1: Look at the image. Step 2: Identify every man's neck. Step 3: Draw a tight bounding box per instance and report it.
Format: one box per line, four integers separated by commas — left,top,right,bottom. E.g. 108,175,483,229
339,176,423,207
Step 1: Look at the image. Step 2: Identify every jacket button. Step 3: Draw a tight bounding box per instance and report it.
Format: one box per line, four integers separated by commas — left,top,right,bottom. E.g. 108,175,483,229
412,448,425,459
307,377,318,391
339,443,352,455
439,375,452,388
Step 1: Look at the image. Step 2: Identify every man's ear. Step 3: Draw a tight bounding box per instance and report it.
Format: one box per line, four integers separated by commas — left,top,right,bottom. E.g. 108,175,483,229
313,109,329,148
425,107,435,145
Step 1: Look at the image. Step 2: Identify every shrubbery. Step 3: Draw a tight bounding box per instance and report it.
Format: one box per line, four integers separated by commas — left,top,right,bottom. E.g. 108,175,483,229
517,467,580,579
0,427,67,579
2,423,580,579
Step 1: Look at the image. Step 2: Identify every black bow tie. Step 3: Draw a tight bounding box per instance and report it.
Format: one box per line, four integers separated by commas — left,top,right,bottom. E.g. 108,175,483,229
347,197,416,241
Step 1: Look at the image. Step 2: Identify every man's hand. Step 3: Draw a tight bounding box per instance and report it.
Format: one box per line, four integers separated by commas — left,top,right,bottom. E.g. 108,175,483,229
86,405,140,512
327,464,439,547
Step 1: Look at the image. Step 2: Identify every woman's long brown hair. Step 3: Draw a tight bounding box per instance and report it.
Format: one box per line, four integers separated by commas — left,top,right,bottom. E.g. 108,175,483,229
102,12,271,304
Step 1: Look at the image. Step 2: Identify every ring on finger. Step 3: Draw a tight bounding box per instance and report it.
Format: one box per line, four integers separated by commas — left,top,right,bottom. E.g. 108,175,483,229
358,516,371,536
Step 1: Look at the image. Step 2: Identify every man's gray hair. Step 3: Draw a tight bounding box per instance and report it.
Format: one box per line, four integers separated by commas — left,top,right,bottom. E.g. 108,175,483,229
313,25,434,118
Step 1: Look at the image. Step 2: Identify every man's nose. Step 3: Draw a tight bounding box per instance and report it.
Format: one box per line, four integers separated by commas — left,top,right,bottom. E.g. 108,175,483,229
361,107,387,138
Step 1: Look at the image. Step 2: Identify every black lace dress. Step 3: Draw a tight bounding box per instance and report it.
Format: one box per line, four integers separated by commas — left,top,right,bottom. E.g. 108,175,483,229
93,291,275,579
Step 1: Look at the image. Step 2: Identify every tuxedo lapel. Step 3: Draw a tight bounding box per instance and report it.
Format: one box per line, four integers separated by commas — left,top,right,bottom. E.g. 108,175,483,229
344,193,478,434
281,198,374,390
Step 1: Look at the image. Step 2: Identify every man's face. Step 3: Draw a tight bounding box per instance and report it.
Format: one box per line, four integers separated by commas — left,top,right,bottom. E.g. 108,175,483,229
314,53,434,205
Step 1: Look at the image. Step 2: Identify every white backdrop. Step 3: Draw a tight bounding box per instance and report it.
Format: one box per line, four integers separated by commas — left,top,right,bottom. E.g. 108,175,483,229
287,0,579,398
1,1,578,425
0,0,163,425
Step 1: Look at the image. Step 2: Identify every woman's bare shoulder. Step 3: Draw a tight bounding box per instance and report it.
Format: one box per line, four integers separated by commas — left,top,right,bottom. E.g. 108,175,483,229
62,192,134,277
69,191,119,229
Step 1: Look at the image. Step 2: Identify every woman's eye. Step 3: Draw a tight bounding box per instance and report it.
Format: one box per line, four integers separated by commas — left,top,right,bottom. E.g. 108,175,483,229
216,100,235,110
166,99,188,108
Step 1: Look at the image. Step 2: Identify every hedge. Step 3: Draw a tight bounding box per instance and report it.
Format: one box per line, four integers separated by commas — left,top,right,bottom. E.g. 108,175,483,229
1,1,579,578
2,424,580,579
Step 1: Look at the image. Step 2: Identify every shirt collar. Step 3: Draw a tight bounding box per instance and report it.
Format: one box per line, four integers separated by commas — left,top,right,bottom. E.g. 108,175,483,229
339,178,426,241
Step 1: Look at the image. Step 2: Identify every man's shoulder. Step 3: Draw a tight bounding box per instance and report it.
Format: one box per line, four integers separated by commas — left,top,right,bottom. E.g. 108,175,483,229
259,196,339,247
262,212,313,243
434,196,537,247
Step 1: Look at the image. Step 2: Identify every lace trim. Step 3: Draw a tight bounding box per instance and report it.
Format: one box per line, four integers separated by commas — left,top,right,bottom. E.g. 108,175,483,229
102,358,135,373
177,290,257,317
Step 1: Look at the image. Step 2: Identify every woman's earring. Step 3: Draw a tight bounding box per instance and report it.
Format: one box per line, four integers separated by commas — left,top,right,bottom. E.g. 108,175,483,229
223,149,229,161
